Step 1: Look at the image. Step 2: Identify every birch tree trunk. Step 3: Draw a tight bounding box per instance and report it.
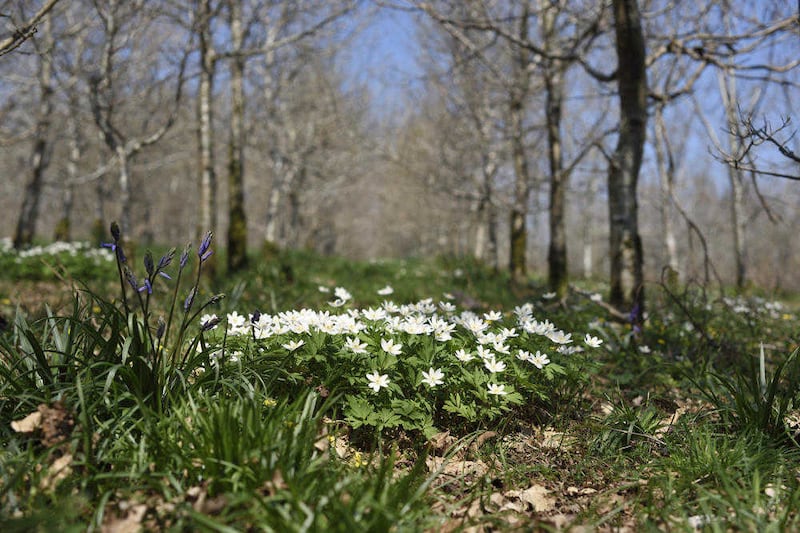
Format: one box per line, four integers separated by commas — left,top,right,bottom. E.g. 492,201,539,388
54,105,82,241
227,0,248,272
508,5,531,288
196,0,217,240
653,104,679,275
717,69,747,289
545,65,567,297
13,14,53,249
608,0,647,319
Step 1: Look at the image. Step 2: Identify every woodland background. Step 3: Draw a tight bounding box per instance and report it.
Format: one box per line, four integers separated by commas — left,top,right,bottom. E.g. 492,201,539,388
1,0,799,296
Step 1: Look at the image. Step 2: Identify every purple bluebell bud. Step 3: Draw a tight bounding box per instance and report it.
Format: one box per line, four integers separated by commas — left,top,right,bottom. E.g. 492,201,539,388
251,310,261,324
201,316,221,331
158,271,172,280
110,222,121,243
180,244,191,269
138,279,153,294
144,251,155,277
628,303,641,324
157,248,175,271
125,268,138,292
184,287,196,311
101,241,126,263
156,317,166,339
198,231,213,262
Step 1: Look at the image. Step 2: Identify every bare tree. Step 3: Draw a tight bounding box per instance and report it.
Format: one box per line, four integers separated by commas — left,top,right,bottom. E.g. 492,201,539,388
0,0,60,57
12,11,53,248
607,0,646,317
87,0,188,238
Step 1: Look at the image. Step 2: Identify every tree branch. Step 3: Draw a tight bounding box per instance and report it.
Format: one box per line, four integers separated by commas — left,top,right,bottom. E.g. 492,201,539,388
0,0,61,57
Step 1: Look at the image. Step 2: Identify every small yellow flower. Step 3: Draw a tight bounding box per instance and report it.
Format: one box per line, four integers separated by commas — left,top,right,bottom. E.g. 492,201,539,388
782,314,793,320
92,305,101,313
350,451,364,468
1,298,11,305
263,398,277,408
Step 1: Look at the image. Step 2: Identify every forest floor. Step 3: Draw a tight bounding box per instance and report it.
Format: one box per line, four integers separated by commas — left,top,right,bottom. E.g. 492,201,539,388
1,244,799,531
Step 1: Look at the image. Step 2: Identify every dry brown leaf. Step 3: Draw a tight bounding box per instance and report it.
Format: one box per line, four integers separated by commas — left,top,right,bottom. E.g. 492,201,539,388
470,431,498,452
543,513,579,530
38,402,74,446
260,469,287,497
101,503,147,533
429,430,456,453
567,486,598,497
539,429,576,450
11,410,42,433
39,453,73,492
426,457,488,478
655,405,689,437
517,485,555,513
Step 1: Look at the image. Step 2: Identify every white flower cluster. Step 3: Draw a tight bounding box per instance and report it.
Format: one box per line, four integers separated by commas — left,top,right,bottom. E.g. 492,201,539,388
214,288,605,396
3,240,114,263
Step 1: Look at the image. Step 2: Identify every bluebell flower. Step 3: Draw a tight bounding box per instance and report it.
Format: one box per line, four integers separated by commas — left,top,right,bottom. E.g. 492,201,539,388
144,251,155,277
157,248,175,271
184,287,196,312
198,231,213,262
201,316,221,331
138,279,153,294
125,269,138,292
101,241,127,263
180,244,191,269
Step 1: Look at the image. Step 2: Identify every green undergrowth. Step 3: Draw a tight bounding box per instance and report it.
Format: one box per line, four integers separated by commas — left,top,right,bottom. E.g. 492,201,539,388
1,234,799,530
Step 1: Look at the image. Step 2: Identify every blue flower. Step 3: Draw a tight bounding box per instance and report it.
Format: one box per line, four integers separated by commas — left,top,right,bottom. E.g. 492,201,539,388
198,231,213,262
184,287,196,312
138,279,153,294
180,244,191,269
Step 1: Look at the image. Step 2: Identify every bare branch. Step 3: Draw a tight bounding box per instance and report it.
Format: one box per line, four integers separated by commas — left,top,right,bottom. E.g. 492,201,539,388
0,0,61,57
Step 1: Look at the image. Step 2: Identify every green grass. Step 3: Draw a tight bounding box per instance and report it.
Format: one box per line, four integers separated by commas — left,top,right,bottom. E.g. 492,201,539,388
1,237,799,530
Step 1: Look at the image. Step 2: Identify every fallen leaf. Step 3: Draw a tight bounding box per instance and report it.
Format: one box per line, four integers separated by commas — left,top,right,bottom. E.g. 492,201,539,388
539,429,576,449
429,430,455,453
102,503,147,533
517,484,555,513
11,410,42,433
38,402,74,446
566,486,598,497
471,430,498,451
39,453,73,492
426,457,488,478
260,469,287,496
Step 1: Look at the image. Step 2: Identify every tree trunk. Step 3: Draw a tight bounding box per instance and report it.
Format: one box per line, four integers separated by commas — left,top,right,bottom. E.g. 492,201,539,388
509,102,530,286
55,110,81,241
116,146,133,238
545,65,568,298
14,14,53,249
608,0,647,320
508,5,531,288
718,70,747,289
227,0,248,272
653,104,679,275
581,179,598,279
197,0,217,240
